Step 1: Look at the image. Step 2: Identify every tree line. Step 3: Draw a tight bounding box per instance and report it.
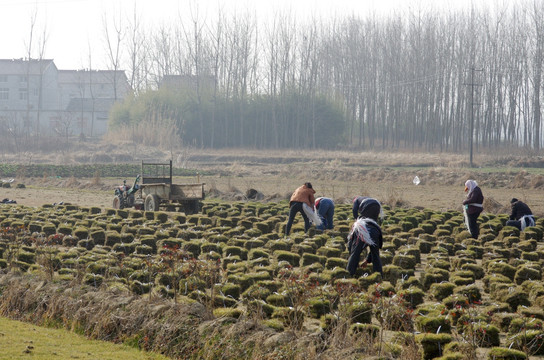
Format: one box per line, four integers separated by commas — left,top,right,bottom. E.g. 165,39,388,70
107,1,544,151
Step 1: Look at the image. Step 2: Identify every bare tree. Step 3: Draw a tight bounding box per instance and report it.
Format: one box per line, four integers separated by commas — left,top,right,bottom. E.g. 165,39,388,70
103,10,124,100
528,0,544,150
126,3,147,94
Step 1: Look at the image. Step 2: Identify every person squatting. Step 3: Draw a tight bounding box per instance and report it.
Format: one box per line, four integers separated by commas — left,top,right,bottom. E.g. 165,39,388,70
506,198,535,231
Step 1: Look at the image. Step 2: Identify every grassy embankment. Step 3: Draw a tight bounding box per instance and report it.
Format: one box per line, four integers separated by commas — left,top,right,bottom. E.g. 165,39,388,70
0,317,169,360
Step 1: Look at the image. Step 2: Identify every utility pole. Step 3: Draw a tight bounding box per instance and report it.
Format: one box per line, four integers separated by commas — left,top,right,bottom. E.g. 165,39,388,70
464,67,483,168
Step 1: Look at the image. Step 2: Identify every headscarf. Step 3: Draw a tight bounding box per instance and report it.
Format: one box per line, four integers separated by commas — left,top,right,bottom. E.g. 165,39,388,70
464,180,478,195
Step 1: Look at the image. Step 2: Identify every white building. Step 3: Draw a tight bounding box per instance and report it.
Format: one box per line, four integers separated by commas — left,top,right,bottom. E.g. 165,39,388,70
0,59,131,137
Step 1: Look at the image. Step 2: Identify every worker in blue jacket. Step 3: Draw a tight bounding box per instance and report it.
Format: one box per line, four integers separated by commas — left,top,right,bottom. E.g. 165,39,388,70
315,197,334,230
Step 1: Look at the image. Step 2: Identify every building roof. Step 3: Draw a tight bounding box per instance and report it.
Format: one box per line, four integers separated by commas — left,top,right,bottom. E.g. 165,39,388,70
58,69,128,84
65,98,116,112
0,59,57,75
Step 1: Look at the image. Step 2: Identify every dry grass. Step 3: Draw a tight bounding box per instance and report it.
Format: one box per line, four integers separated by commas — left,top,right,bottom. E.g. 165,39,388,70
0,271,425,360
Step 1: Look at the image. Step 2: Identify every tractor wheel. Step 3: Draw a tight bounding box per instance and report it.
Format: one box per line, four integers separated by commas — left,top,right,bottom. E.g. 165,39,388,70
144,194,161,211
112,196,121,209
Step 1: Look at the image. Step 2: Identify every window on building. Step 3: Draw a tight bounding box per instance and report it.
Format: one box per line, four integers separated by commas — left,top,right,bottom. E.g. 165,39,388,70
32,88,39,97
19,88,28,100
0,88,9,100
19,75,27,83
0,75,7,82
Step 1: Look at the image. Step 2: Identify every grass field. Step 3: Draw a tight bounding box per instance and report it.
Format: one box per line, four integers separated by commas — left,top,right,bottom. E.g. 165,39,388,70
0,317,168,360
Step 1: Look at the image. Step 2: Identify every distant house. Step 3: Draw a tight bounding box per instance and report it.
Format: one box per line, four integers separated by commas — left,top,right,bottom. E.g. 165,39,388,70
0,58,131,137
58,69,131,136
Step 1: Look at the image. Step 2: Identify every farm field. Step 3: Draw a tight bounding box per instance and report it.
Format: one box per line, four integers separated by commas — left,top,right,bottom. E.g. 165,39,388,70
0,197,544,358
1,148,544,359
2,147,544,215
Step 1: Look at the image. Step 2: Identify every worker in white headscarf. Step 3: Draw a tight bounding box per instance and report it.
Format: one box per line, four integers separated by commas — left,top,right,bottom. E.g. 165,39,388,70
462,179,484,239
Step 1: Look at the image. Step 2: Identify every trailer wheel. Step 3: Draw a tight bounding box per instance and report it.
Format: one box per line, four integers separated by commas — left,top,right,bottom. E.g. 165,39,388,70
144,194,160,211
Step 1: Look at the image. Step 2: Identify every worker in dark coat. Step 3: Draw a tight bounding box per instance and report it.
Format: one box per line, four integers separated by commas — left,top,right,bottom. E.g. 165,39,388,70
352,196,370,219
462,179,484,239
315,197,334,230
506,198,535,231
346,198,383,277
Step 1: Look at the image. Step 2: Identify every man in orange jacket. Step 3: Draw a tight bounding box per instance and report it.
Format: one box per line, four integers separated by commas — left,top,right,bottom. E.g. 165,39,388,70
285,182,315,236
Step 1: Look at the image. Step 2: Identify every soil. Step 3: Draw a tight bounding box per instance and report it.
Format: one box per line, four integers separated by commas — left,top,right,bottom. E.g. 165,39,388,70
1,143,544,216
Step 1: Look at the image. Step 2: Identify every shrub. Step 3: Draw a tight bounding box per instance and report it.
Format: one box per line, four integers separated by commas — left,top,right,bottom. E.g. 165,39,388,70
508,317,544,334
223,246,247,260
325,257,348,270
514,266,541,285
430,282,455,301
213,308,242,319
271,307,304,330
487,261,517,281
274,250,300,267
508,330,544,355
266,293,292,307
415,315,451,333
307,298,331,318
468,324,501,347
392,254,417,269
421,268,450,290
83,273,104,287
454,284,482,303
382,265,414,286
316,247,342,258
241,284,271,300
16,251,36,264
416,333,452,360
301,253,322,266
78,239,95,250
486,347,527,360
498,289,531,312
344,299,372,324
212,294,237,308
450,275,474,286
491,312,517,331
349,323,380,338
417,239,434,254
358,272,382,289
398,287,426,308
522,229,541,241
129,280,151,295
144,210,164,223
320,314,338,334
112,242,136,255
105,231,121,246
520,306,544,321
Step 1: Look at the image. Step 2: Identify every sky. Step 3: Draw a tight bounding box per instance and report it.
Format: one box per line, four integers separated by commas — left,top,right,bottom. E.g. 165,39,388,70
0,0,500,70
